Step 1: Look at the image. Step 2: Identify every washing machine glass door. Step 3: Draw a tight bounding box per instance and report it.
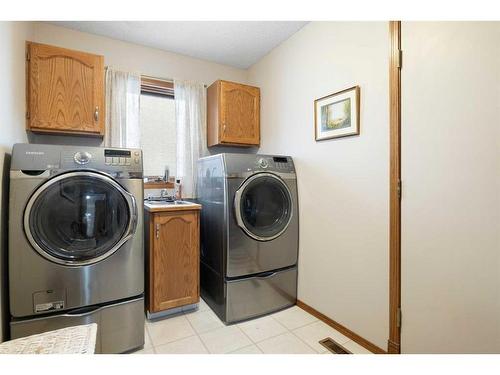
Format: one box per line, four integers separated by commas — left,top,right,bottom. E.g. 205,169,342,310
235,172,293,241
25,171,137,266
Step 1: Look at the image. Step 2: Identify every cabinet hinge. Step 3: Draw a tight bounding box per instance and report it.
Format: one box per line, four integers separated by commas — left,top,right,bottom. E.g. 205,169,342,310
26,111,30,120
396,307,402,328
26,48,30,62
155,223,160,239
397,49,403,69
397,179,402,199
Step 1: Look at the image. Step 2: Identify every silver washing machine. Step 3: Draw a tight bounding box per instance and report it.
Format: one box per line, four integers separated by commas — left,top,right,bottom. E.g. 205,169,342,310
197,153,298,323
8,144,145,353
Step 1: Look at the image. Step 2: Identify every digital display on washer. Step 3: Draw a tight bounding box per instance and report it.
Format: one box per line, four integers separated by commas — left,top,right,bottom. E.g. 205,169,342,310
104,149,131,157
273,157,288,163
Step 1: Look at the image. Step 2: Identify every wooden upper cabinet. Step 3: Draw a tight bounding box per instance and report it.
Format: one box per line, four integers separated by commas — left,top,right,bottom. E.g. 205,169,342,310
207,80,260,147
26,42,105,137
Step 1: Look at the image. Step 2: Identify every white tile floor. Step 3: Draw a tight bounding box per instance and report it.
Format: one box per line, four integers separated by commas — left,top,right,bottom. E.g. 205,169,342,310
133,299,372,354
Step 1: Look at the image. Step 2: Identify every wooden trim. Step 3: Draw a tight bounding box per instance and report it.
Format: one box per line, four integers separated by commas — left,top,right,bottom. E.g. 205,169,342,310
144,181,175,189
296,300,386,354
26,127,105,137
388,20,402,354
206,80,220,147
25,41,30,131
141,76,174,97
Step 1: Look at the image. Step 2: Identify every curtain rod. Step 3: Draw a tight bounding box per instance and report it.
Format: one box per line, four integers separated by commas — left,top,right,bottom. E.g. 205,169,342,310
141,74,174,84
142,75,207,88
106,67,208,87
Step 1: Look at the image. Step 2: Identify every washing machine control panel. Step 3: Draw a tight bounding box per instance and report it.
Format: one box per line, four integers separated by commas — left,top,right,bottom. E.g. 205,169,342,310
63,148,142,174
11,144,143,178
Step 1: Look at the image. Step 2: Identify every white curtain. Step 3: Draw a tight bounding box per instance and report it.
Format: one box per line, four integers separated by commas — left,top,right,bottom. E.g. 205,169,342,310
105,68,141,148
174,80,208,198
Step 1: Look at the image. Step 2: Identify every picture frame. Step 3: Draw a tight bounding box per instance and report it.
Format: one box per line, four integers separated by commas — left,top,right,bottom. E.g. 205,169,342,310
314,86,360,141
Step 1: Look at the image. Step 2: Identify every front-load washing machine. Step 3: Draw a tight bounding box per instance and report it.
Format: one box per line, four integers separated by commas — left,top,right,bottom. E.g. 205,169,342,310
8,143,144,353
197,153,299,323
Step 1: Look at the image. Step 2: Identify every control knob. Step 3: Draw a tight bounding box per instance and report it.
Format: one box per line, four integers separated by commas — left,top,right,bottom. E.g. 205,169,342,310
74,151,92,165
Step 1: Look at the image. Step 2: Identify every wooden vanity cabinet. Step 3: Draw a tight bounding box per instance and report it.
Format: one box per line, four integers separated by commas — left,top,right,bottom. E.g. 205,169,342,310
26,41,105,137
145,207,201,313
207,80,260,147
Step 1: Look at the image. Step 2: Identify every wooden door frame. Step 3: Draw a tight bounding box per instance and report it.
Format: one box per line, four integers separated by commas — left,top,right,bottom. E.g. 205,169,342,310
388,20,402,354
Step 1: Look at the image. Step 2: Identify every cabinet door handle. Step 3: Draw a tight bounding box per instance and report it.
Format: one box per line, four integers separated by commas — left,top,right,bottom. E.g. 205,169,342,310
94,106,99,122
155,223,160,239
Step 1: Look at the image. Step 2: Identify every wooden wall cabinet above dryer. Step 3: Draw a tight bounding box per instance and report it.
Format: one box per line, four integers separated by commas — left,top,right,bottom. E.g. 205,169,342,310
26,42,105,137
207,80,260,147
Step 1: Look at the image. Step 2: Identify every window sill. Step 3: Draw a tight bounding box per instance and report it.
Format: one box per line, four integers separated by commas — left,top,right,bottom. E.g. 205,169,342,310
144,181,175,189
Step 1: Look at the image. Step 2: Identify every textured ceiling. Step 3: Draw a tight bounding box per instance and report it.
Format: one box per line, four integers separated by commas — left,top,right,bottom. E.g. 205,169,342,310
51,21,308,69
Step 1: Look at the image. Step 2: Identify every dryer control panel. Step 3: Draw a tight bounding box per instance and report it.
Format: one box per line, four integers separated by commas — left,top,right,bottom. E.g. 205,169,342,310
222,153,296,177
253,155,295,173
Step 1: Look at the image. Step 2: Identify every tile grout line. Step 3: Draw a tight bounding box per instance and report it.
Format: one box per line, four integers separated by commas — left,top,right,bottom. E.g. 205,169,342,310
234,323,258,349
288,327,324,354
227,343,263,354
144,322,157,354
182,309,212,354
269,311,319,331
153,333,199,352
147,314,199,352
238,319,293,347
268,311,327,354
184,308,227,335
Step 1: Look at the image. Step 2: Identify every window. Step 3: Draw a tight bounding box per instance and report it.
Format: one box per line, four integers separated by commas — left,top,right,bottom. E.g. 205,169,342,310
139,78,176,179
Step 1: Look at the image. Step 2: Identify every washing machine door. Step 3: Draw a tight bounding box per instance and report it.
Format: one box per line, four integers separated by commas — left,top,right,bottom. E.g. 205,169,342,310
24,171,138,266
234,172,293,241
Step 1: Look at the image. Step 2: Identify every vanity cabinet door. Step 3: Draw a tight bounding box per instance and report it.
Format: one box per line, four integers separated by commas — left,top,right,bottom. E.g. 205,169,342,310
150,210,200,312
26,41,105,137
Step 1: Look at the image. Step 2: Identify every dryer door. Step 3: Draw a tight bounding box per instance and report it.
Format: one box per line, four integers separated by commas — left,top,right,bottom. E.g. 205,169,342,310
24,171,138,266
234,172,293,241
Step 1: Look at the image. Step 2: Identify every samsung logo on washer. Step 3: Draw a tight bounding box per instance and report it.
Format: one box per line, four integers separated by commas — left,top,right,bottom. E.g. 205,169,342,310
25,151,45,155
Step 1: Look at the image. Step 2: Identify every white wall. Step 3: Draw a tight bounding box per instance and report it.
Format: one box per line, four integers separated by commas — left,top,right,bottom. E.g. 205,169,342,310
247,22,390,349
401,22,500,353
0,21,33,342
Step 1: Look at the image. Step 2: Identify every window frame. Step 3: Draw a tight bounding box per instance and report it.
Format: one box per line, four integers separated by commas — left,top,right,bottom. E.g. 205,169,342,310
140,76,176,189
141,76,174,98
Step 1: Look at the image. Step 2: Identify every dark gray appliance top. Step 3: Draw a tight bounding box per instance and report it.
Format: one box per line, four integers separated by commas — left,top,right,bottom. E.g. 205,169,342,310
199,153,296,175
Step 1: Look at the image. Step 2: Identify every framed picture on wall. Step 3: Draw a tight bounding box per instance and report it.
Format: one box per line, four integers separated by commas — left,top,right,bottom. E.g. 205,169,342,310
314,86,360,141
